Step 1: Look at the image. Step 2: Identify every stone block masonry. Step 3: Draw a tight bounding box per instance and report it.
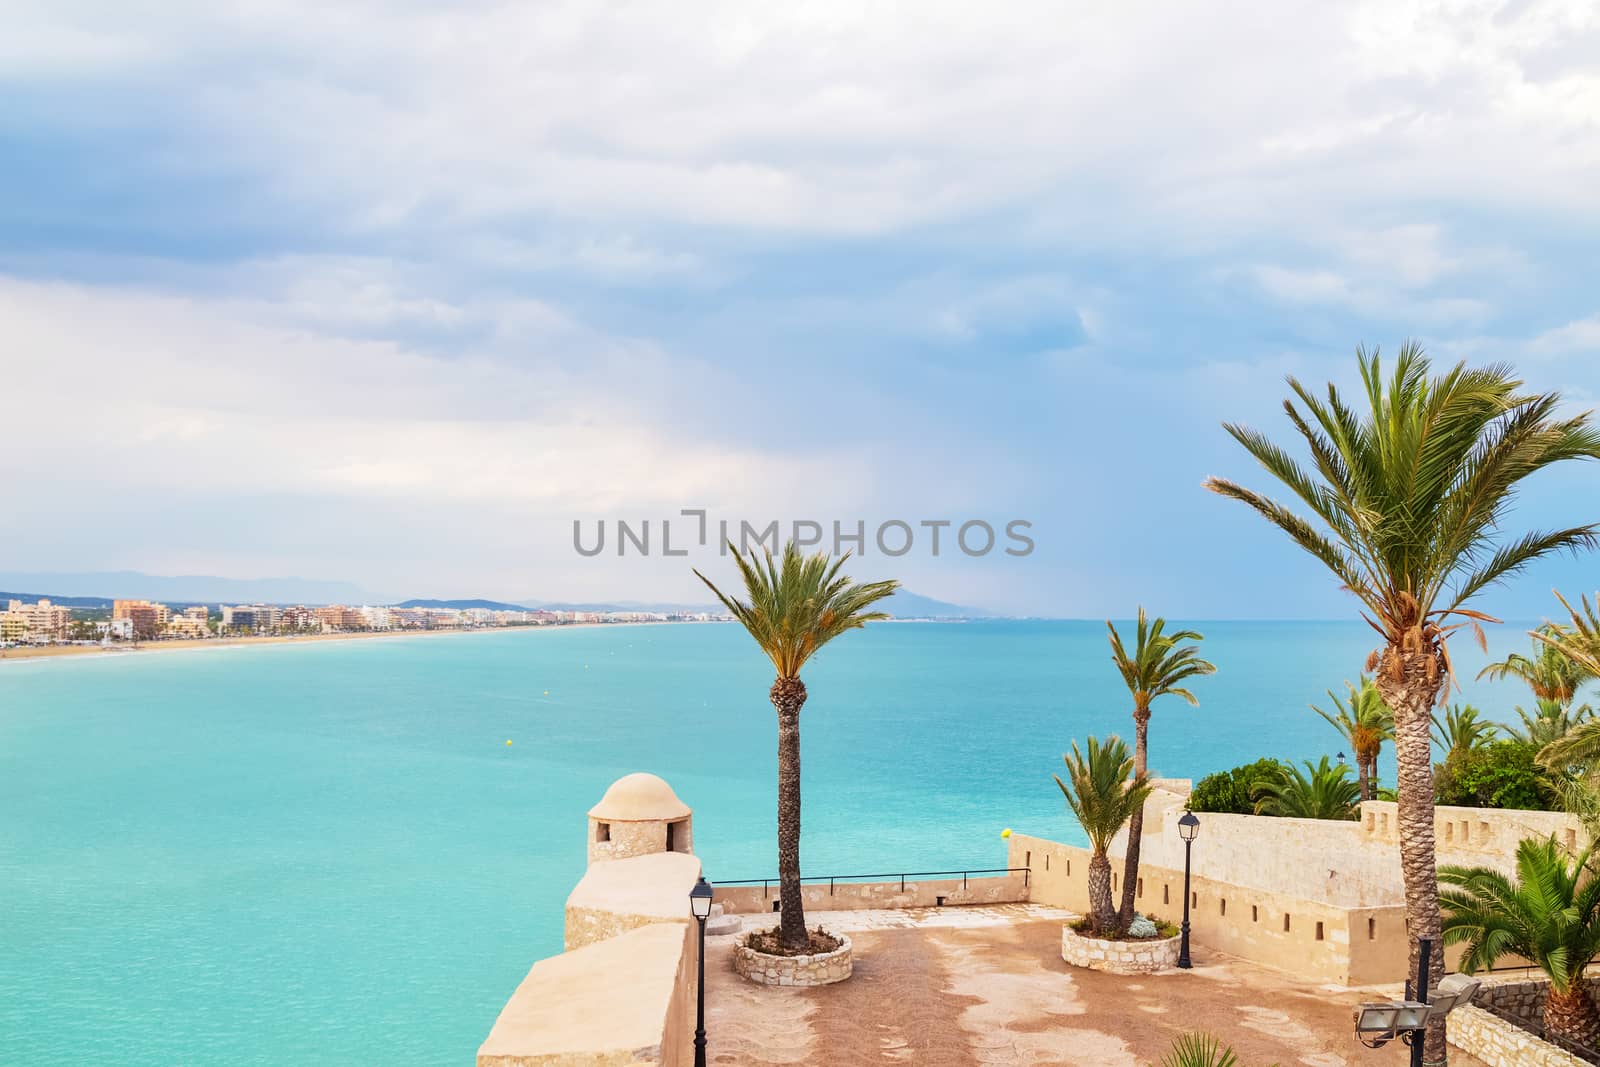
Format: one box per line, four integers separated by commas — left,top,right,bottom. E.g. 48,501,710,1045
1448,1004,1585,1067
1060,926,1181,975
732,932,853,987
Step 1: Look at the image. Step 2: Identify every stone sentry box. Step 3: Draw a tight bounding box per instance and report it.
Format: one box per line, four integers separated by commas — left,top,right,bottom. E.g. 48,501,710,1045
587,772,695,866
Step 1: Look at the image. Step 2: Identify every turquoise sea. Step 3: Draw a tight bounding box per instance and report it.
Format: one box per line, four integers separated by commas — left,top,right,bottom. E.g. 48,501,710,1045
0,620,1535,1065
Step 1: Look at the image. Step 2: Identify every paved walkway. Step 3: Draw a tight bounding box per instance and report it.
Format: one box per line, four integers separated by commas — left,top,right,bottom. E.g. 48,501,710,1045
704,905,1486,1067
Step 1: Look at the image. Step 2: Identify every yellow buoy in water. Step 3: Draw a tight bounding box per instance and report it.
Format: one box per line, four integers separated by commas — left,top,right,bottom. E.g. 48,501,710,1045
543,690,549,696
1000,828,1012,839
505,740,513,746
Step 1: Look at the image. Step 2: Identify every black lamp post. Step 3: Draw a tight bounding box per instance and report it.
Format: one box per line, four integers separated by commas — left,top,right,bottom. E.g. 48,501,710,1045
689,876,714,1067
1177,810,1199,969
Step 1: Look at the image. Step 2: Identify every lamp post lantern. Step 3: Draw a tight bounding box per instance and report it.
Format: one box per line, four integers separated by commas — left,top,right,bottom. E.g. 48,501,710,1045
1177,810,1199,969
689,876,714,1067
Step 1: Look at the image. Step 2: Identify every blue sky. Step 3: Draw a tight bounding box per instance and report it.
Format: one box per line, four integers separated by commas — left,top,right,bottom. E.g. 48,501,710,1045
4,1,1599,616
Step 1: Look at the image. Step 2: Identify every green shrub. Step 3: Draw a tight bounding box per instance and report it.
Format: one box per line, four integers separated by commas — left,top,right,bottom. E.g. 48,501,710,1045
1189,758,1288,814
1434,740,1550,810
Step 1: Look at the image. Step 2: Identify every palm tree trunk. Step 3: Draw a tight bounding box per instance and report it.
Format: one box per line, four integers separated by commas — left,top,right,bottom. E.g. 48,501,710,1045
1088,850,1115,933
1545,985,1600,1050
1375,648,1447,1065
771,675,809,951
1357,755,1371,802
1117,709,1150,930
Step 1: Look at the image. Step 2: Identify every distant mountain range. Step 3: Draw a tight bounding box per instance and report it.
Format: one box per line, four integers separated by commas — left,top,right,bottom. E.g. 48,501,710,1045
879,590,992,619
395,598,534,612
0,590,116,609
513,590,990,619
0,570,994,618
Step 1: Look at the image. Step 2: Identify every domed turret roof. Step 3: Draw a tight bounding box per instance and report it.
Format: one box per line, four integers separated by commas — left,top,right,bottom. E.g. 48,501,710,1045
588,772,691,821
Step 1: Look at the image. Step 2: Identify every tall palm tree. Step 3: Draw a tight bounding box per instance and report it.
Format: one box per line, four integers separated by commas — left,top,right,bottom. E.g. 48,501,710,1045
695,542,898,951
1205,344,1600,1063
1311,675,1391,800
1106,608,1215,929
1431,703,1498,760
1055,734,1152,934
1441,836,1600,1048
1251,756,1361,820
1479,625,1592,708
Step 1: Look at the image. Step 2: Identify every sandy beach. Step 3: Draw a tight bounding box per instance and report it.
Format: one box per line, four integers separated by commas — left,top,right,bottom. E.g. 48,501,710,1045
0,620,677,664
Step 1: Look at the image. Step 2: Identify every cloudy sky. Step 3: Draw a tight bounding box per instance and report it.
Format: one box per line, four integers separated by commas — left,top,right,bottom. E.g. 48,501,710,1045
4,0,1599,615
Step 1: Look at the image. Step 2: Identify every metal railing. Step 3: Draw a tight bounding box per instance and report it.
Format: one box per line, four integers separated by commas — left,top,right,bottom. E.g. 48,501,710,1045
714,867,1030,896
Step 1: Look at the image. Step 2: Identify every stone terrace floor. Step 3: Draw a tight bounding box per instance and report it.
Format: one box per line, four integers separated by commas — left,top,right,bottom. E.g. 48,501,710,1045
704,904,1488,1067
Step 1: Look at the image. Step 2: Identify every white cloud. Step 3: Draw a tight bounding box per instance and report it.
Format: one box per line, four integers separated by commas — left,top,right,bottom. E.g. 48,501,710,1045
0,276,871,517
1530,314,1600,355
1248,264,1493,327
12,0,1599,239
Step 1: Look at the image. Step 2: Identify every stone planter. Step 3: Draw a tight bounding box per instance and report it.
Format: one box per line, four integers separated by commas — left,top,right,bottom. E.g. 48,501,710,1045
1061,924,1181,975
733,930,853,987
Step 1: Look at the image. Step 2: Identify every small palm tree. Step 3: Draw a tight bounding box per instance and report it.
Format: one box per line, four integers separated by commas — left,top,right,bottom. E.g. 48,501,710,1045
1441,836,1600,1048
1311,676,1391,800
1508,698,1595,747
1157,1032,1281,1067
1206,344,1600,1063
695,542,898,951
1537,592,1600,675
1251,756,1361,820
1431,703,1498,759
1107,608,1216,929
1055,735,1153,934
1480,625,1593,708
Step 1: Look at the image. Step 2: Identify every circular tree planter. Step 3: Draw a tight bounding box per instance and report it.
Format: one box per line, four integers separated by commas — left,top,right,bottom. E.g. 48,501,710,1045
733,929,853,987
1061,924,1181,975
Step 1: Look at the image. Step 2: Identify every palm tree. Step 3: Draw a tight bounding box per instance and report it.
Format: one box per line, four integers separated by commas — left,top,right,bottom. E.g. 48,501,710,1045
1251,756,1361,820
1479,625,1592,708
1311,675,1391,800
1509,698,1595,747
1107,608,1216,929
1205,344,1600,1063
1431,703,1498,760
694,541,898,951
1055,735,1153,934
1441,836,1600,1048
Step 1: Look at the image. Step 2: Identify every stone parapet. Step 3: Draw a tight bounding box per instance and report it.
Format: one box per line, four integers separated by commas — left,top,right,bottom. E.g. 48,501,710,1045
564,851,702,950
478,922,695,1067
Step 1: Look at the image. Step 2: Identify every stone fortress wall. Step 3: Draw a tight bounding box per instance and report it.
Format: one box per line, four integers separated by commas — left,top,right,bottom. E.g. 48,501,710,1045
478,774,703,1067
476,772,1590,1063
1011,780,1588,985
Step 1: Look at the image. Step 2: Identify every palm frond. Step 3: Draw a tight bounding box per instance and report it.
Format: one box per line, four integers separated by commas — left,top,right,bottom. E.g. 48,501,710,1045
1441,836,1600,995
1207,345,1600,674
694,540,899,679
1056,735,1153,855
1251,756,1361,820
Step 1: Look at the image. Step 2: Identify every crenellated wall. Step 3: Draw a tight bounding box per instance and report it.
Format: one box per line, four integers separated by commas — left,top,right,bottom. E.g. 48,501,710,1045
1008,832,1399,984
1010,782,1580,984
